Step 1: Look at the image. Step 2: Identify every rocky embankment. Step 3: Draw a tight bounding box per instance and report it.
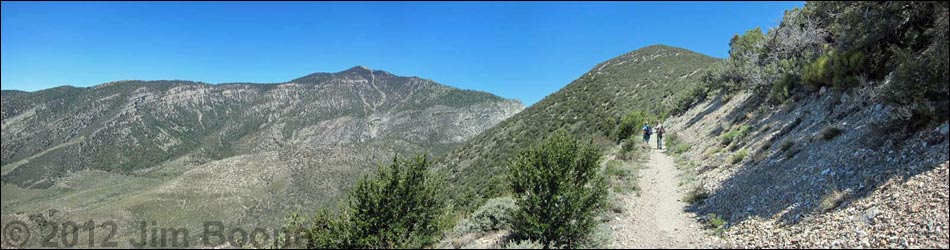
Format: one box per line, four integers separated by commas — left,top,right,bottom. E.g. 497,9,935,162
665,86,949,248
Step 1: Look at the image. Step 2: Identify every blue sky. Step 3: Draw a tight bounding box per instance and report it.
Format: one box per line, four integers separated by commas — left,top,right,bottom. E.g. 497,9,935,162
1,1,802,105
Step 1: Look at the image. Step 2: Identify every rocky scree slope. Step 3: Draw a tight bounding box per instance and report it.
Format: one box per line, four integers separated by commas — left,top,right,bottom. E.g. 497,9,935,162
658,2,949,248
664,76,949,249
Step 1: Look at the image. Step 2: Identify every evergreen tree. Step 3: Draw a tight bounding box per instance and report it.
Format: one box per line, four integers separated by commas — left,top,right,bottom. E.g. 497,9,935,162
508,129,608,248
307,154,447,249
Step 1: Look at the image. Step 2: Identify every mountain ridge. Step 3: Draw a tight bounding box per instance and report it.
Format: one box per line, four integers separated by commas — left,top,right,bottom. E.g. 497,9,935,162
4,66,518,103
2,65,525,247
1,66,523,188
437,45,720,206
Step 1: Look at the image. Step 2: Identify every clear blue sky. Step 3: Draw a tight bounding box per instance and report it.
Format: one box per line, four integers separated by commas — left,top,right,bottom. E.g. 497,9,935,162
1,1,802,105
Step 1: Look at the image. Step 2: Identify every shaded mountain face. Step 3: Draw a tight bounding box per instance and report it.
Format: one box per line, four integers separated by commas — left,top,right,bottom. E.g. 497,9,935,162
437,45,719,203
1,66,523,190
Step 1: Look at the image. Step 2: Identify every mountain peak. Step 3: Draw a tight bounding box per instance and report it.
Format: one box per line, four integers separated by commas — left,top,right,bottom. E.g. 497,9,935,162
334,65,398,79
629,44,701,56
596,44,717,69
341,65,375,74
290,66,383,83
352,65,372,70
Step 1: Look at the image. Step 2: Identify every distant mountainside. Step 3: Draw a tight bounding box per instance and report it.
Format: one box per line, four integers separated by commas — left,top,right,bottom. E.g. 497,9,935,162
2,66,522,188
437,45,719,204
0,66,523,246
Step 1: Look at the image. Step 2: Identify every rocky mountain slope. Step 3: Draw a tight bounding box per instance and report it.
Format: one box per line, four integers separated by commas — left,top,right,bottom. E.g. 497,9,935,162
659,2,949,248
439,3,948,248
0,66,523,247
437,45,719,206
4,2,945,248
665,75,948,249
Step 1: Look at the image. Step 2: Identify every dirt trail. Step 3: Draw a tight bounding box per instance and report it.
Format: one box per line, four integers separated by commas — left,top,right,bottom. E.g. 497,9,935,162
607,135,716,248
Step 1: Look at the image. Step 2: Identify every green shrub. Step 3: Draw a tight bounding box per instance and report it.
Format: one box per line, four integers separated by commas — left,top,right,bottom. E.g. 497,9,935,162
705,213,727,236
802,48,867,91
834,50,866,89
726,143,740,152
802,52,829,90
605,191,626,214
671,85,710,115
306,209,351,248
779,140,794,152
605,159,639,194
683,185,710,204
759,136,775,151
274,212,311,249
729,27,766,61
708,214,726,228
605,160,630,178
706,2,947,122
769,73,796,104
505,239,547,249
752,147,770,163
720,125,753,146
453,197,519,236
820,190,850,212
615,111,650,143
784,145,802,159
670,143,691,155
508,129,608,249
620,138,638,154
703,145,722,158
729,150,749,164
820,126,843,140
881,42,950,129
619,138,645,161
306,154,447,249
601,116,619,138
664,132,691,155
577,223,612,249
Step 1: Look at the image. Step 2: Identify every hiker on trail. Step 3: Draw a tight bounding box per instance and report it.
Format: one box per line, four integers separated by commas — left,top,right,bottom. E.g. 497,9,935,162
656,122,665,149
642,123,652,143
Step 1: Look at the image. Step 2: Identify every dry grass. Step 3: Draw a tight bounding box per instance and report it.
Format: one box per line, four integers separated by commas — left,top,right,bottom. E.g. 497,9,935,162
819,189,851,212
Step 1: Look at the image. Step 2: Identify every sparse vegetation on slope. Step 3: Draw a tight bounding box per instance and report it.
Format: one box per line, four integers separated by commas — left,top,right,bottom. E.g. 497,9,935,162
605,159,640,194
660,2,949,248
729,149,748,165
819,126,843,141
664,132,691,155
695,1,948,131
720,125,753,146
1,67,522,248
439,45,718,211
452,196,518,236
1,67,521,188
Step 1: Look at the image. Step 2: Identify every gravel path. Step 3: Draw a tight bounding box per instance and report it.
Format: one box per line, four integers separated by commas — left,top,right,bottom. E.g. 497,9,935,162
607,136,716,248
